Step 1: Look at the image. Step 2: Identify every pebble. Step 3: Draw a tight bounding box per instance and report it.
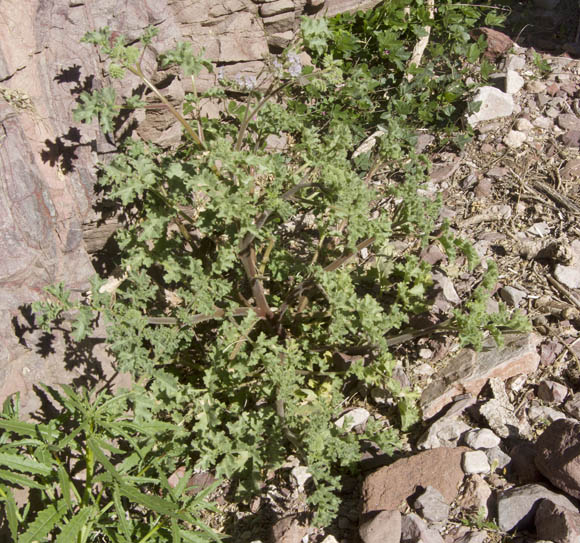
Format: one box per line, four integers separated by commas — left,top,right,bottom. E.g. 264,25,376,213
505,70,525,94
515,118,534,132
500,286,527,307
485,446,512,471
537,380,568,403
467,86,514,126
359,510,401,543
464,428,501,450
564,392,580,419
532,116,553,129
504,130,527,148
462,451,491,474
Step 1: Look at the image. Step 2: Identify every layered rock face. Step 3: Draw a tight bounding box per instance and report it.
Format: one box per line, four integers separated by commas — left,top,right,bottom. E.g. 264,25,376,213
0,0,381,409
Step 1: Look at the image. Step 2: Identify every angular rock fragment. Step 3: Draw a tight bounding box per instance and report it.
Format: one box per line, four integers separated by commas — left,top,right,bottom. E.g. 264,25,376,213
535,499,580,543
535,419,580,499
414,486,450,523
496,483,577,532
421,334,540,419
467,86,514,126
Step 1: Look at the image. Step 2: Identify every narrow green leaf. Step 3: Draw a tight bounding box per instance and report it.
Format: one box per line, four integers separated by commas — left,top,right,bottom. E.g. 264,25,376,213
19,499,66,543
119,484,179,516
171,518,181,543
55,506,95,543
58,465,74,508
0,452,52,476
2,485,19,541
113,483,132,540
87,437,123,483
0,468,44,489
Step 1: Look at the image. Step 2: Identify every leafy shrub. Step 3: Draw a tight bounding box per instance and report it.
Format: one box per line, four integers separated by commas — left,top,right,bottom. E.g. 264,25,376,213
28,1,528,530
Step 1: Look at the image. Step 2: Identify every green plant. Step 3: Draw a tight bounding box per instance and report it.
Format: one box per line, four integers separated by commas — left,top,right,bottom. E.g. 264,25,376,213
31,2,526,528
460,507,502,532
531,51,552,77
0,386,220,542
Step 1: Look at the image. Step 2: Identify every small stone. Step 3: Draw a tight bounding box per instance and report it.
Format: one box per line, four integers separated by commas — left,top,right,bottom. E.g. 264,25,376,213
515,118,534,132
457,474,493,516
414,486,450,523
480,378,532,439
335,408,370,432
535,499,580,543
485,446,512,471
497,483,577,532
321,536,339,543
505,70,525,94
417,418,471,450
401,513,444,543
467,86,514,126
462,451,491,474
271,514,309,543
561,130,580,148
474,178,492,198
506,54,526,72
359,510,402,543
500,286,527,307
477,28,513,61
464,428,501,450
537,380,568,403
527,222,551,237
527,80,547,93
557,113,580,131
564,393,580,419
504,130,527,148
533,116,553,129
554,264,580,289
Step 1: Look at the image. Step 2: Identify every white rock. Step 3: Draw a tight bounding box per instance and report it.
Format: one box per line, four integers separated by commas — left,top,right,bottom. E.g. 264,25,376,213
506,70,525,94
467,86,514,126
321,536,339,543
527,222,551,237
335,407,370,431
462,451,491,474
291,465,312,490
504,130,527,149
464,428,501,450
515,118,534,132
506,54,526,72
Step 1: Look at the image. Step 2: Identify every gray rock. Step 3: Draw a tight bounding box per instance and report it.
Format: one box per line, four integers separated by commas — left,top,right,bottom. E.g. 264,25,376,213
417,418,471,450
538,380,569,403
359,510,402,543
535,499,580,543
259,0,294,17
462,451,491,474
528,403,567,424
536,419,580,500
480,378,532,439
561,130,580,148
421,334,540,420
401,513,444,543
554,264,580,289
500,286,527,306
534,116,554,129
467,86,514,126
486,446,512,471
464,428,501,450
557,114,580,131
496,483,578,532
505,70,525,94
564,393,580,419
414,486,450,523
527,80,548,93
